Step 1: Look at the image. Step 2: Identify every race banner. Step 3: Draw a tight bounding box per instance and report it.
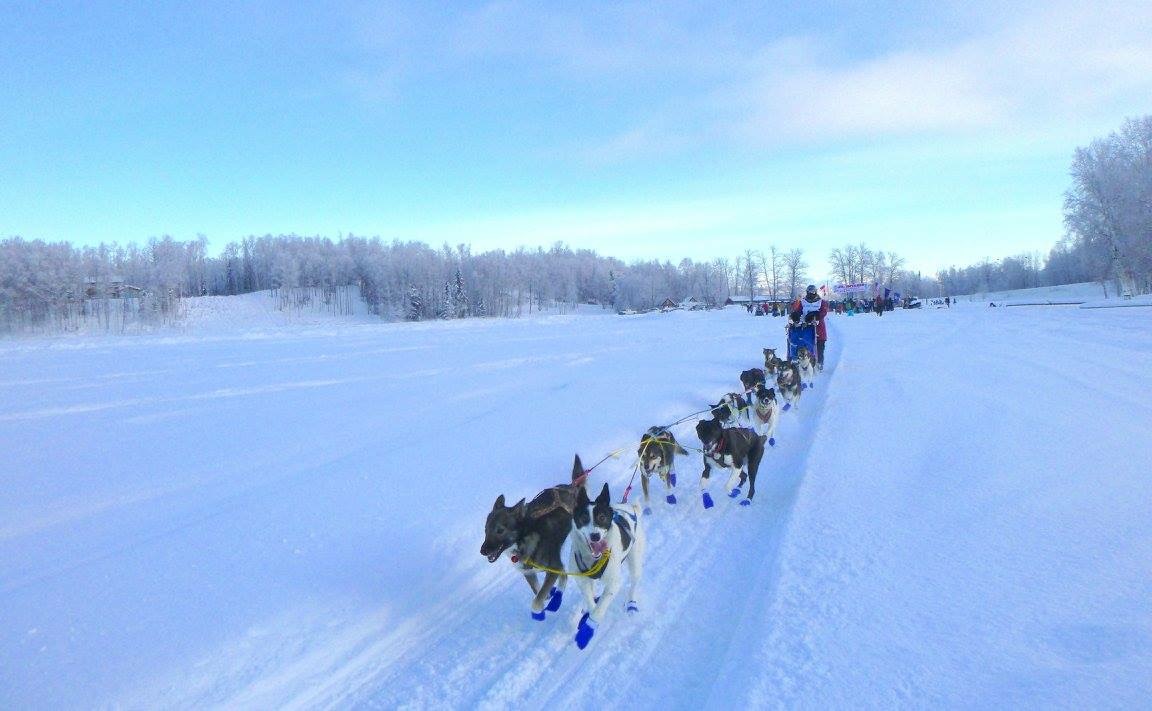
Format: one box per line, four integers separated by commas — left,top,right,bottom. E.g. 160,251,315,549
833,282,871,295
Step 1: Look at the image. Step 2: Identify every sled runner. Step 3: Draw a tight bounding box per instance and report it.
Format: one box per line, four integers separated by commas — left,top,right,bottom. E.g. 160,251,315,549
786,322,817,361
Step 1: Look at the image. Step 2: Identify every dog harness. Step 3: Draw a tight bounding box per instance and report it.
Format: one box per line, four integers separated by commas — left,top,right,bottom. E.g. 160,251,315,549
572,547,613,580
522,550,611,578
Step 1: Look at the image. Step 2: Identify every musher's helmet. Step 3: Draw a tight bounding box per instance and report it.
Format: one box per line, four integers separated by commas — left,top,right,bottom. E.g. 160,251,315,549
806,284,817,295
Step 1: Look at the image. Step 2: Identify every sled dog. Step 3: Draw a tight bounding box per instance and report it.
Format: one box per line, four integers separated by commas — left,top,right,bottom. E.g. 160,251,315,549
569,482,646,649
637,426,689,511
695,417,766,508
749,383,779,446
763,348,784,376
776,361,802,410
480,456,587,620
739,367,766,395
711,392,748,429
796,346,816,387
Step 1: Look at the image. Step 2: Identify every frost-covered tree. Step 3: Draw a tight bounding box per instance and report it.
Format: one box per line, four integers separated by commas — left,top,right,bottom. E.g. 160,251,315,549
783,248,808,299
405,286,422,321
451,267,468,318
1064,115,1152,294
438,280,454,319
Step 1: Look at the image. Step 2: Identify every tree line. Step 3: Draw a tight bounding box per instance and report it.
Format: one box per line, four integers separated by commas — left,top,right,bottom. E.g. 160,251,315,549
0,235,763,333
2,115,1147,333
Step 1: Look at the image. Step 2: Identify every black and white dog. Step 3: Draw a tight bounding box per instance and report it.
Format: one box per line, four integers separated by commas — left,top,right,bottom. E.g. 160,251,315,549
776,360,802,411
749,383,780,447
712,392,749,429
695,417,766,508
480,456,586,620
637,426,689,512
569,482,645,649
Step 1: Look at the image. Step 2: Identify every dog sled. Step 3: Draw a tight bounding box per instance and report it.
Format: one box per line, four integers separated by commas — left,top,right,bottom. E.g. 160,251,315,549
786,321,817,360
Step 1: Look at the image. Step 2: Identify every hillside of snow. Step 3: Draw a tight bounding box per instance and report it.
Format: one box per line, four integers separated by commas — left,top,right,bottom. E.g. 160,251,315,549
2,303,1150,708
952,281,1109,305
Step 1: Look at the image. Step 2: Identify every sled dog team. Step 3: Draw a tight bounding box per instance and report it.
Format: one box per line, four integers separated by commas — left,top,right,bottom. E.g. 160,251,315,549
480,344,821,650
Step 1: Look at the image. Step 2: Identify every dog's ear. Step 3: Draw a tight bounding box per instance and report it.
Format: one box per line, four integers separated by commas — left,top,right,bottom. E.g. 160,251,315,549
493,494,505,510
576,485,590,507
571,454,587,485
510,498,526,517
596,482,610,504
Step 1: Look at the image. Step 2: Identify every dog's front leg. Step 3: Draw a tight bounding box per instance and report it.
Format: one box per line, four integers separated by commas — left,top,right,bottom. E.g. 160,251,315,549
573,572,601,650
591,560,624,625
625,530,645,615
522,570,540,596
576,559,624,648
530,571,559,620
725,466,746,498
700,461,715,509
575,575,597,618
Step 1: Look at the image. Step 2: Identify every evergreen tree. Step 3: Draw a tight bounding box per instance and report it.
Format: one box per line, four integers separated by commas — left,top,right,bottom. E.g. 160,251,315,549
452,267,469,318
438,280,454,319
405,286,422,321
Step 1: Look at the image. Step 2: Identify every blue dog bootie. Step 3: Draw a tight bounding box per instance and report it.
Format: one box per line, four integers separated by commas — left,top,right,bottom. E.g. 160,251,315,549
575,613,597,649
626,600,639,614
782,403,791,411
669,473,677,487
643,506,653,516
740,498,752,507
768,437,776,446
729,487,741,498
666,493,677,505
546,586,563,612
531,609,546,621
702,491,714,509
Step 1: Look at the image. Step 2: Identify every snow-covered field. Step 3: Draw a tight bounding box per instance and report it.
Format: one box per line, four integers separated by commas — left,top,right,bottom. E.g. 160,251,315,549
953,281,1109,305
2,303,1151,709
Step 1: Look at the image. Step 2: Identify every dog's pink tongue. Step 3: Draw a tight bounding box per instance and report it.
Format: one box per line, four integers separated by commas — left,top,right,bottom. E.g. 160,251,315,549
591,539,608,556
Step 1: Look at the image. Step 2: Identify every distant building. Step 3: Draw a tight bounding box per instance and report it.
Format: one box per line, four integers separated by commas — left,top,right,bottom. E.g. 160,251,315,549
725,295,785,307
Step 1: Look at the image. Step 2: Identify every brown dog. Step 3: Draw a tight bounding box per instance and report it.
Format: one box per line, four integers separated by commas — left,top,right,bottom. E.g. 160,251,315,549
480,456,587,620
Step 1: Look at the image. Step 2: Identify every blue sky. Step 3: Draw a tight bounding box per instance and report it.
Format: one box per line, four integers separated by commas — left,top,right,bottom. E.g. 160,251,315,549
2,1,1150,277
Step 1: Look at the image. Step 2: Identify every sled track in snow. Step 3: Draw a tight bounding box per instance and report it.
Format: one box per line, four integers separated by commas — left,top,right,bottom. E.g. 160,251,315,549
258,324,841,709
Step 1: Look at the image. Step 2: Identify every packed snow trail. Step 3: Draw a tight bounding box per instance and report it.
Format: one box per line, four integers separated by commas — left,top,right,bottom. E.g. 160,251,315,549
351,335,838,710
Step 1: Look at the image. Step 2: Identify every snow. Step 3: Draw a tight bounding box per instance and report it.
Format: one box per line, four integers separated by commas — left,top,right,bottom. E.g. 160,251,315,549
953,281,1110,305
1081,294,1152,309
2,303,1150,708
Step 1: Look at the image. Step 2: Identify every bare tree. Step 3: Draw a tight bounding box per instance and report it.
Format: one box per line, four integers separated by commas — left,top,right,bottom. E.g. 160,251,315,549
783,248,808,299
761,246,784,302
739,249,763,301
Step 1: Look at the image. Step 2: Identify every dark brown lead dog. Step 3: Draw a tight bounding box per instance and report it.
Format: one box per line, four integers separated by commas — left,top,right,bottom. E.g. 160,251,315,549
480,455,587,620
